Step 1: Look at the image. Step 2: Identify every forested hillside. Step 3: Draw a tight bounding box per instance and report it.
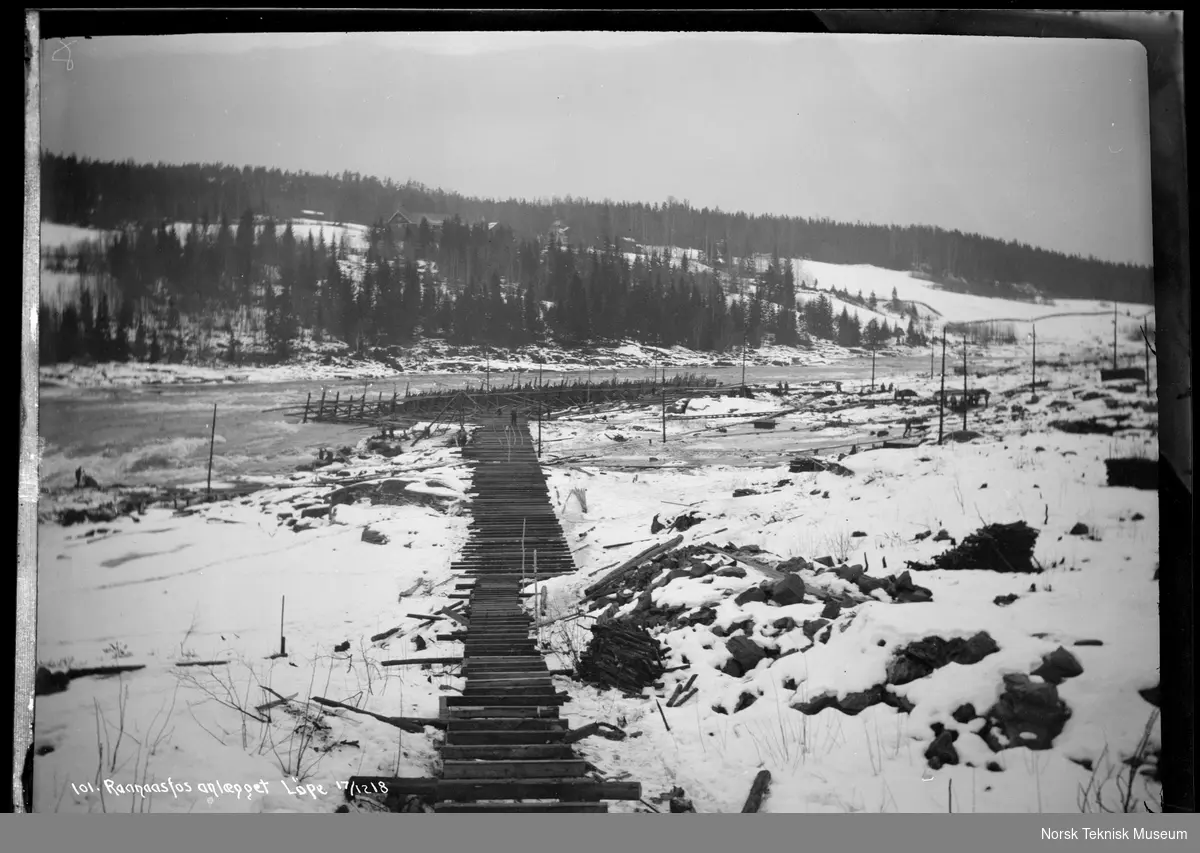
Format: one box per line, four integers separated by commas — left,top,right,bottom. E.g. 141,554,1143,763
42,152,1154,304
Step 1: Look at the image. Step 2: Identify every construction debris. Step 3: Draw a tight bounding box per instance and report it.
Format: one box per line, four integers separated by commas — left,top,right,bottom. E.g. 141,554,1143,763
577,623,666,694
906,521,1041,574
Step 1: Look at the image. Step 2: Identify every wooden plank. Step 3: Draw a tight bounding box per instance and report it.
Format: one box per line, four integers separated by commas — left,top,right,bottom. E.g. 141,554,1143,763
441,744,575,760
442,759,588,780
447,717,568,732
741,769,773,813
446,694,566,706
434,778,640,802
448,706,560,719
583,534,683,599
435,801,608,813
311,697,446,732
381,657,462,667
445,729,569,745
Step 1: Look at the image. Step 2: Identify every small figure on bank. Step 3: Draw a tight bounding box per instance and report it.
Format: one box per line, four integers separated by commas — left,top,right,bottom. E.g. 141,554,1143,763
903,418,912,437
510,408,518,429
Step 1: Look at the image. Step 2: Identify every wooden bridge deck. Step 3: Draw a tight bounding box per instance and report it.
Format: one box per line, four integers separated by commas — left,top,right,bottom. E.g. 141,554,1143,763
349,417,641,813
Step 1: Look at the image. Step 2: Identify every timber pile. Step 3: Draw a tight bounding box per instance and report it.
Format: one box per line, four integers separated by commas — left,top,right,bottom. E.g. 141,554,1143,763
577,623,666,694
907,521,1040,574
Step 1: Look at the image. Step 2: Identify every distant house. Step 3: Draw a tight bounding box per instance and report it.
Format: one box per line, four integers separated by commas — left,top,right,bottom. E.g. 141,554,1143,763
388,206,450,233
547,219,570,242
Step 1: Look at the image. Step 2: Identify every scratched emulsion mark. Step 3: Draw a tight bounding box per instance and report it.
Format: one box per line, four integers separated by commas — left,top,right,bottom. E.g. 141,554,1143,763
51,38,76,71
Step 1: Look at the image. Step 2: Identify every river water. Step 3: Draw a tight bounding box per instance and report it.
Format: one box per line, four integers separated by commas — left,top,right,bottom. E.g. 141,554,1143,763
37,354,955,490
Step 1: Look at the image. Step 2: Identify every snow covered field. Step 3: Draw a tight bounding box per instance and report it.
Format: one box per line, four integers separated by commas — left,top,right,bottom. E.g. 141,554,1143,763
32,339,1162,813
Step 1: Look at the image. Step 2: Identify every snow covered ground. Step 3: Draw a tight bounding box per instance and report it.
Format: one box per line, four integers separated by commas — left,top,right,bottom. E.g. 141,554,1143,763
32,340,1162,813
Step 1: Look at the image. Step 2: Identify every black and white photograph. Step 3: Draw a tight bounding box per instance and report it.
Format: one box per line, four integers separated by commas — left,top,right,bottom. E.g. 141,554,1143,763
24,18,1180,817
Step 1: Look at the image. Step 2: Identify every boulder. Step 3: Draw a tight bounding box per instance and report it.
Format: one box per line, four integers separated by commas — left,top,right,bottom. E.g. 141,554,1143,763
952,703,978,723
734,586,767,606
983,673,1072,751
361,527,389,545
820,600,841,620
925,728,960,769
732,488,760,498
802,618,829,640
776,556,810,573
1069,522,1089,536
714,566,747,579
725,636,766,674
886,632,1000,685
832,563,865,583
994,593,1020,607
772,616,797,631
771,574,807,606
814,555,836,568
300,505,330,519
1031,647,1084,685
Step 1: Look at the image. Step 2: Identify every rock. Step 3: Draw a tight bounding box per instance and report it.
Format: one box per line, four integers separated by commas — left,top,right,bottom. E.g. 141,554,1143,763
669,796,696,813
772,616,796,631
734,691,759,712
983,673,1072,751
413,636,427,651
925,729,960,769
889,570,934,603
886,632,1000,685
1031,647,1084,685
818,626,833,644
1073,639,1103,647
686,607,718,627
734,587,767,606
771,574,806,606
814,555,835,568
776,556,810,573
725,636,766,674
933,529,952,542
732,488,760,498
1131,512,1144,521
334,804,350,813
802,618,829,640
832,564,865,583
714,565,747,578
993,593,1020,606
333,640,351,653
952,703,978,723
820,600,841,620
851,530,867,537
855,573,888,594
1069,522,1089,536
986,761,1003,772
914,530,932,541
361,527,389,545
300,505,331,519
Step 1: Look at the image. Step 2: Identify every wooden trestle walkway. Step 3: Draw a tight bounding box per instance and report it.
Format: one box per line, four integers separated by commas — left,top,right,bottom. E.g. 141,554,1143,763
348,416,642,813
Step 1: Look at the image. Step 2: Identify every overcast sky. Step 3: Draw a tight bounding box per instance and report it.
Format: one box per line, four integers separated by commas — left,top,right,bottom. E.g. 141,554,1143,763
39,31,1153,265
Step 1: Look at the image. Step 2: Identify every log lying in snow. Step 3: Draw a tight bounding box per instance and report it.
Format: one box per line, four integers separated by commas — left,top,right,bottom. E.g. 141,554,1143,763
667,674,698,707
371,627,402,642
741,770,772,813
584,535,684,601
563,721,628,744
311,696,446,732
174,660,230,668
381,656,462,667
699,545,784,580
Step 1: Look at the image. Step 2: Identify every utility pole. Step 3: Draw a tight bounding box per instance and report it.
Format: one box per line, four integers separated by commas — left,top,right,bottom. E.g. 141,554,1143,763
741,328,748,390
485,344,491,392
1031,324,1037,394
1112,301,1119,370
206,403,218,498
661,390,667,442
537,404,542,457
962,337,968,432
938,332,946,444
870,341,876,392
931,341,935,379
1144,320,1152,398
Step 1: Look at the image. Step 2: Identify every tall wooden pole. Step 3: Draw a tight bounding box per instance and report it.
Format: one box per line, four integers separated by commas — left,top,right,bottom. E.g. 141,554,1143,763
931,342,935,379
1113,301,1118,370
938,332,946,444
962,338,968,432
537,404,542,456
741,329,747,390
661,390,667,442
1031,325,1037,393
1144,320,1152,397
206,403,218,497
871,342,876,392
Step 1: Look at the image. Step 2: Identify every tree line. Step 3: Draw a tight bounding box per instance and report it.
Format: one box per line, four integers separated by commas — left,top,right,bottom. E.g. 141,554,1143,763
38,211,929,367
41,151,1154,304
